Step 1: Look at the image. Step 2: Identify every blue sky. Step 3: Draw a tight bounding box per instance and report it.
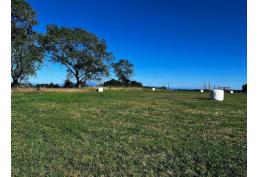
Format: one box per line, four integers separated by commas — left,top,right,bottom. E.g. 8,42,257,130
28,0,246,89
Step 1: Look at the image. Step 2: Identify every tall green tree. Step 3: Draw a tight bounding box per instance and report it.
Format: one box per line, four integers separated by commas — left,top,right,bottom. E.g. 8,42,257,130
42,25,113,88
11,0,44,86
112,59,134,85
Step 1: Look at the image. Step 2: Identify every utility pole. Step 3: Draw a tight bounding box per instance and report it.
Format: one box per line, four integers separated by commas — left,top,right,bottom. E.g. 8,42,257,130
208,81,211,90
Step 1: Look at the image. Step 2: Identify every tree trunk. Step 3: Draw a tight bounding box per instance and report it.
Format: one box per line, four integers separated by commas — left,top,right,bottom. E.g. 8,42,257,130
75,79,81,88
12,78,19,87
74,70,81,88
77,83,82,88
75,77,83,88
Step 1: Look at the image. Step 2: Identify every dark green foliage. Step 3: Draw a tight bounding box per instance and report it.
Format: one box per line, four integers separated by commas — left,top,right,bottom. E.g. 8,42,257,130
242,84,247,93
64,78,75,88
12,91,246,176
36,83,60,88
41,25,113,88
11,0,37,41
112,59,134,84
11,0,44,86
129,80,143,87
103,79,143,87
103,79,123,87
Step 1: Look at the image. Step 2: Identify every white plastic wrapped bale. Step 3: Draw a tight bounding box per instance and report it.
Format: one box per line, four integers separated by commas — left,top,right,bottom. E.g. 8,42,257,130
209,89,224,101
200,89,204,93
230,90,234,94
152,88,155,91
97,87,104,92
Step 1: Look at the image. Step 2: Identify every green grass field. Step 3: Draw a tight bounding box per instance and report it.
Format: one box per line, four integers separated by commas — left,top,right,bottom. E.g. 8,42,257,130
12,90,247,176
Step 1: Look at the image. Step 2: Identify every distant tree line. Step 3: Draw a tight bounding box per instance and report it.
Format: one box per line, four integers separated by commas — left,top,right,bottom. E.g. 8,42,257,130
11,0,142,88
103,79,142,87
36,83,60,88
143,86,167,90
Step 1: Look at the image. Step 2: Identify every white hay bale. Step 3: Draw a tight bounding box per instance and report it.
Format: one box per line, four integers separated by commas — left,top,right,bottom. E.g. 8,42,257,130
97,87,103,92
209,89,224,101
200,89,204,93
230,90,234,94
152,88,155,91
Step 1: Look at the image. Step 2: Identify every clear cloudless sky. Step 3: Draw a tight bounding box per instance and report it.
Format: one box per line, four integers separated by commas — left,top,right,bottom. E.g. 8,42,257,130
27,0,246,89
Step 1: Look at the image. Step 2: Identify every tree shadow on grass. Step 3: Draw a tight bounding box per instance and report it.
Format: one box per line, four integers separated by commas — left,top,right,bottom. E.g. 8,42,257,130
193,97,211,101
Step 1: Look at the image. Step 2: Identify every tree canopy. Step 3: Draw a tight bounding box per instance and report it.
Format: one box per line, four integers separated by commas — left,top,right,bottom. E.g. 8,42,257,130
42,25,113,88
112,59,134,84
11,0,44,86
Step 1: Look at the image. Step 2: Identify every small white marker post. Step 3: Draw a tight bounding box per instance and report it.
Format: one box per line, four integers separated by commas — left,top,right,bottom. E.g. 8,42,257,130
230,90,234,94
152,88,155,91
200,89,204,93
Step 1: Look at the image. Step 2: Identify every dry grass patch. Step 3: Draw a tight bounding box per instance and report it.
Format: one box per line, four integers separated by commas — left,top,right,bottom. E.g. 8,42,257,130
12,87,97,93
